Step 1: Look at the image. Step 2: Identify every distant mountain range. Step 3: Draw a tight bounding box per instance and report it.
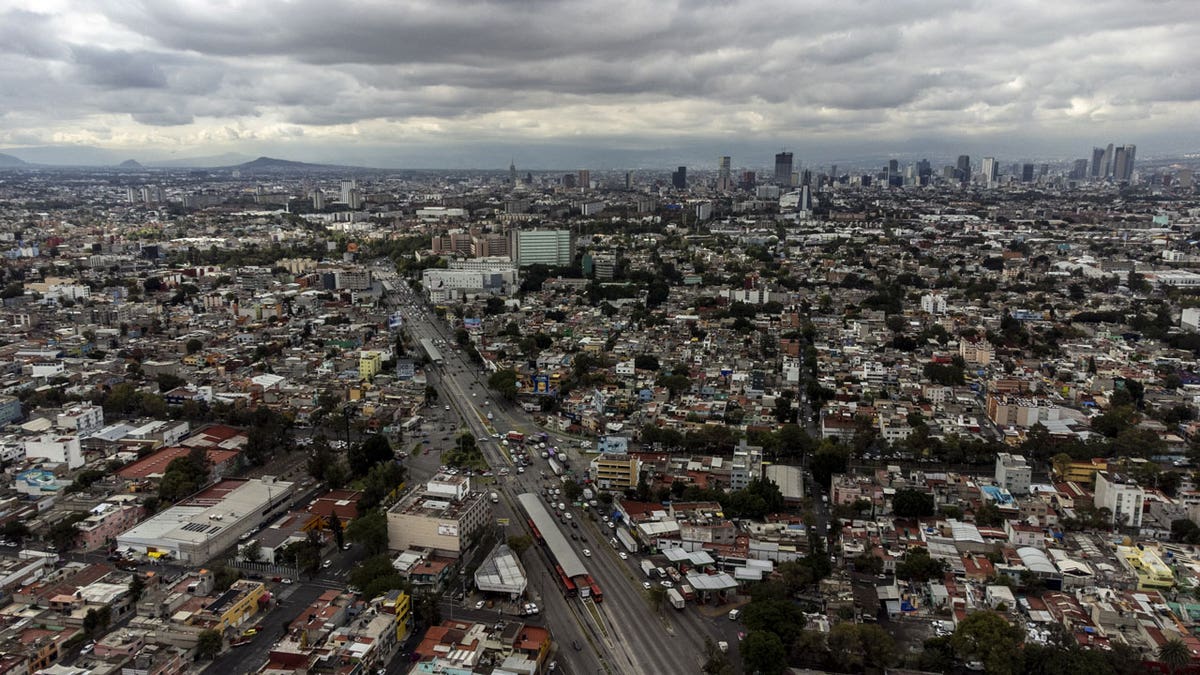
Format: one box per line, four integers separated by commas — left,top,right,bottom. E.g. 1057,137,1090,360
0,146,369,172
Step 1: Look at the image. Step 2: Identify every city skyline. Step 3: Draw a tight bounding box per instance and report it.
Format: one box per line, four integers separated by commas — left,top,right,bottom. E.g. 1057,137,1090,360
0,1,1198,168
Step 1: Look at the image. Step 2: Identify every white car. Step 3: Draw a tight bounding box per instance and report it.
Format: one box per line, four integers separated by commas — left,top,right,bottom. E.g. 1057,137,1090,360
619,552,628,560
642,581,652,590
582,549,591,557
475,600,485,610
661,580,674,588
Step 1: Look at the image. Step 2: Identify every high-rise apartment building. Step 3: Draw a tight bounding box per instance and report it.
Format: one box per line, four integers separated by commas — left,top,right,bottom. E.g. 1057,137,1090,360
717,156,732,191
577,169,590,190
1113,144,1136,181
774,152,794,185
340,179,356,203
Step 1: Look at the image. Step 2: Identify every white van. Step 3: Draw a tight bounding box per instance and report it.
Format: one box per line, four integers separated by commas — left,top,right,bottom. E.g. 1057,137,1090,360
728,609,741,621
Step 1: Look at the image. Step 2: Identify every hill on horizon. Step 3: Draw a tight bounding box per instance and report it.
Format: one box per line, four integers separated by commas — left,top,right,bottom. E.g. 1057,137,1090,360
0,152,29,167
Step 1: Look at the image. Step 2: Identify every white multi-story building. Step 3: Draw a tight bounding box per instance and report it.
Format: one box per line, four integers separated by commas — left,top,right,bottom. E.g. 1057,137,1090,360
56,404,104,437
24,434,84,469
1094,471,1146,528
509,229,574,267
920,293,948,315
995,453,1032,496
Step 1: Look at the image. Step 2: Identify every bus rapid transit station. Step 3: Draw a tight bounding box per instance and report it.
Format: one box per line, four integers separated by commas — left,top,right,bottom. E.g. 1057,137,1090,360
516,493,602,602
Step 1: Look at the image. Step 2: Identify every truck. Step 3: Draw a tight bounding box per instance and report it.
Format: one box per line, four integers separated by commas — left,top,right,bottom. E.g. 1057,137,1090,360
548,459,563,476
666,566,682,583
680,583,695,601
506,431,525,444
641,560,656,578
667,588,685,610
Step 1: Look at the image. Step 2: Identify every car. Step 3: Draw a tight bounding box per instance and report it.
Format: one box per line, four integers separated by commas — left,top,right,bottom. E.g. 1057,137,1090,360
643,581,652,590
728,609,741,621
475,600,486,609
445,405,451,411
718,641,729,654
281,578,293,584
572,640,582,652
572,521,579,529
607,521,616,529
564,513,573,520
343,543,352,550
582,549,592,557
619,552,628,560
81,642,94,654
243,628,258,637
548,662,557,672
661,581,674,588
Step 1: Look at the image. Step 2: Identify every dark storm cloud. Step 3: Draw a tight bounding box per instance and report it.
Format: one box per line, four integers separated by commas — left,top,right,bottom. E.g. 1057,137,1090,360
0,0,1197,162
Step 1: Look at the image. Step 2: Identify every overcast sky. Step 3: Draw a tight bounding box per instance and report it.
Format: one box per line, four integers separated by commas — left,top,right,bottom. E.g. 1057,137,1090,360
1,0,1197,168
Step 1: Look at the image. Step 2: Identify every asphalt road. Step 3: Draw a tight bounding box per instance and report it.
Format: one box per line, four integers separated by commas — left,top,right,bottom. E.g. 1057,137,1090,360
380,269,735,674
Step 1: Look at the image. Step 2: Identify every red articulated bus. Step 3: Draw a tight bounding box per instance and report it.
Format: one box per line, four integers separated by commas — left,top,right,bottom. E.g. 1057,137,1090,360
585,575,603,603
555,565,577,597
527,518,543,544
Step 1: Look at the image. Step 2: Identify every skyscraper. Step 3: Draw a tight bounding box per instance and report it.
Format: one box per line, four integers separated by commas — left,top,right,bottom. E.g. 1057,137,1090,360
672,166,687,190
774,152,794,185
577,169,590,190
1102,143,1115,178
624,171,633,190
1091,147,1105,178
1113,145,1136,181
717,156,732,191
509,160,518,185
1021,163,1035,183
956,155,971,183
981,157,998,186
340,179,356,203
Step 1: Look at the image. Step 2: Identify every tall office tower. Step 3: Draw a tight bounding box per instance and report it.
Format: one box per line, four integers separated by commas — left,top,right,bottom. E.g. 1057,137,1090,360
624,171,633,190
956,155,971,182
1039,164,1049,178
1102,143,1115,177
888,159,899,174
1179,169,1194,189
799,184,812,211
562,174,576,189
577,169,590,189
1021,163,1035,183
1091,147,1106,178
1113,145,1136,181
672,166,687,190
717,156,732,191
312,190,326,209
981,157,998,186
740,171,756,190
340,179,356,203
774,152,794,185
830,165,838,182
801,169,812,186
1071,159,1089,180
509,161,518,185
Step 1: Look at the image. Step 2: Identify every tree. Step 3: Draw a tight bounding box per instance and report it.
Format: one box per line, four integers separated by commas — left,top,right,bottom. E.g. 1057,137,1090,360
896,546,946,582
1159,637,1191,675
646,586,667,614
348,434,393,477
347,509,389,555
634,354,660,371
2,520,31,544
240,541,263,562
487,369,520,401
46,516,83,552
892,488,935,518
186,338,204,354
951,611,1024,675
507,534,532,558
741,630,786,675
328,513,345,550
129,573,146,602
82,606,112,637
196,628,223,660
701,636,735,675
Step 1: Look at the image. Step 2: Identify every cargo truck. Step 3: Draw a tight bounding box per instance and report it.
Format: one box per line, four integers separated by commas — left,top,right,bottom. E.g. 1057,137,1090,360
680,583,695,601
667,588,685,610
641,560,656,577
